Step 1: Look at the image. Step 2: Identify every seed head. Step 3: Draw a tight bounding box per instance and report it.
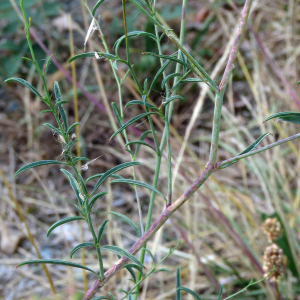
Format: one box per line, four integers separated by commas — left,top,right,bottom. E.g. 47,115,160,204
262,218,282,243
71,133,76,140
262,244,285,282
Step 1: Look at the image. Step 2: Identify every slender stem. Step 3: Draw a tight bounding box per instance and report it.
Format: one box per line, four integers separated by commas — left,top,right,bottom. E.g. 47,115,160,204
217,132,300,169
218,0,253,92
208,79,229,165
96,245,105,280
83,163,215,300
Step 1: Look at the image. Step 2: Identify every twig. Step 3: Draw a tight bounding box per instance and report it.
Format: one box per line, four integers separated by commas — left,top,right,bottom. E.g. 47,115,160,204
218,0,253,93
83,162,215,300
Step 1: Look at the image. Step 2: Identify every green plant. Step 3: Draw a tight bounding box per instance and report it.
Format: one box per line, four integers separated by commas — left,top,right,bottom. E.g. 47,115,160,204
7,0,300,299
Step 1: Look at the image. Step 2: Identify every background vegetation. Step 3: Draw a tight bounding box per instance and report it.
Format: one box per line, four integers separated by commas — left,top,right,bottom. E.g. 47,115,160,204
1,0,300,299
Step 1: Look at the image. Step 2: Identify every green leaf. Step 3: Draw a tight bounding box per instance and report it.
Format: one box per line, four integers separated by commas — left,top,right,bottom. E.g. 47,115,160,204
180,50,188,74
43,123,61,135
128,0,163,29
219,133,270,169
110,112,159,139
125,100,159,111
15,259,98,276
107,211,141,237
176,287,202,300
263,111,300,125
125,141,157,153
149,59,171,93
180,78,203,83
122,265,136,282
44,54,53,76
69,52,96,63
89,192,107,211
54,100,68,109
111,102,123,127
5,77,44,100
161,73,182,89
86,174,124,183
70,242,95,258
122,263,143,275
60,169,83,206
73,157,89,163
97,220,109,243
91,162,142,194
153,268,171,274
91,297,110,300
111,179,167,201
141,248,155,263
77,173,88,195
39,109,53,114
113,60,118,70
100,245,144,267
217,285,224,300
143,52,195,74
74,204,84,216
54,82,68,131
66,122,81,135
134,130,153,157
15,160,67,177
65,139,79,152
98,52,118,60
92,0,106,16
114,31,156,56
47,216,84,237
176,267,182,300
162,95,184,108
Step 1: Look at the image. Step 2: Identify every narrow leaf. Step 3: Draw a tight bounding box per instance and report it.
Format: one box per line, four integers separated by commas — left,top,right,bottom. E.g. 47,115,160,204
5,77,43,99
65,139,79,152
154,268,171,274
66,122,81,135
176,287,202,300
54,82,68,131
161,73,182,89
219,133,270,169
108,211,141,237
47,216,84,237
39,109,52,114
70,242,95,258
15,259,98,276
60,169,83,206
180,78,203,83
69,52,95,63
92,162,142,194
73,157,89,163
44,54,53,76
91,297,110,300
111,102,123,127
111,179,167,201
99,52,118,60
100,245,144,267
135,130,152,156
74,204,84,216
43,123,61,135
88,192,107,211
162,95,184,108
217,285,224,300
92,0,106,16
176,267,182,300
125,100,158,111
54,100,68,109
122,263,143,275
110,112,159,139
15,160,67,177
149,59,171,93
86,174,124,183
263,111,300,125
125,141,156,153
97,220,109,243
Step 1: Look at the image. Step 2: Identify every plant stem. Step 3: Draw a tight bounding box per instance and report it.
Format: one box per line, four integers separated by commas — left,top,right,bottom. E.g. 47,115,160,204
96,245,105,280
208,82,229,165
218,0,253,92
217,132,300,169
83,162,215,300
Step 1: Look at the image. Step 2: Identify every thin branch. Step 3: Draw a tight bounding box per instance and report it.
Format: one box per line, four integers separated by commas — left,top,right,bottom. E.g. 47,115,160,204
217,132,300,169
83,162,215,300
218,0,253,92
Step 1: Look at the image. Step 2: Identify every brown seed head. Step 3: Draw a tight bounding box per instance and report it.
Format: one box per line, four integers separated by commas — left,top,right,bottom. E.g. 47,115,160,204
262,217,282,243
262,243,285,282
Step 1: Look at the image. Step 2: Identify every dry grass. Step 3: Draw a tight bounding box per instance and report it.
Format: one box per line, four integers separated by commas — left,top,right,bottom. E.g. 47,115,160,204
1,0,300,299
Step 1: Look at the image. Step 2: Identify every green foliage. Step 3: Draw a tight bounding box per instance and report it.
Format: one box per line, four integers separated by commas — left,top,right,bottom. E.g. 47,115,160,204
47,216,85,237
263,111,300,125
